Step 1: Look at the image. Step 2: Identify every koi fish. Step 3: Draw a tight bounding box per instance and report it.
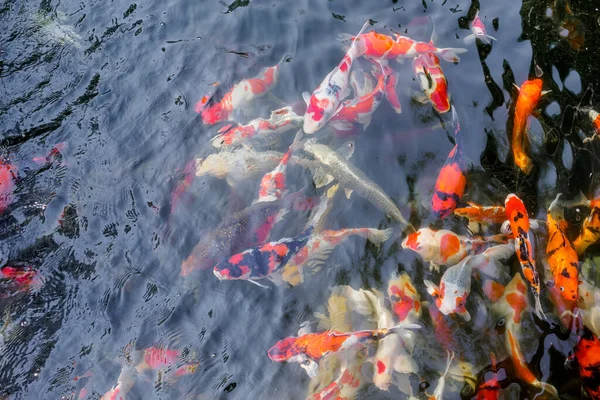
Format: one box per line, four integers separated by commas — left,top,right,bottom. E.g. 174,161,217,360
511,78,547,174
454,203,507,224
573,194,600,255
387,272,422,322
424,244,514,321
427,350,454,400
135,346,199,382
401,227,505,271
255,130,303,204
196,54,287,125
573,329,600,400
195,146,284,186
307,347,367,400
181,195,303,276
464,11,497,45
0,265,42,293
506,329,558,398
546,194,579,302
170,159,198,214
267,324,420,378
283,227,393,283
412,28,451,114
339,30,467,63
431,140,466,219
428,303,457,352
328,65,388,135
302,21,370,134
32,142,67,165
0,160,16,214
210,106,303,149
303,139,411,229
504,194,545,319
580,107,600,143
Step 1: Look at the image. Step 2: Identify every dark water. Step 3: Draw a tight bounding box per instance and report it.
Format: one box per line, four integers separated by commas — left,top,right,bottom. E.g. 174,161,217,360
1,0,600,399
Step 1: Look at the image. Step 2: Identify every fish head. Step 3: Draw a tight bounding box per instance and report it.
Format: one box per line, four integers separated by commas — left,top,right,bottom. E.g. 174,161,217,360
304,94,336,134
213,253,252,281
268,337,302,362
429,78,451,114
388,273,421,321
555,272,578,302
437,281,470,320
520,78,543,104
201,102,229,125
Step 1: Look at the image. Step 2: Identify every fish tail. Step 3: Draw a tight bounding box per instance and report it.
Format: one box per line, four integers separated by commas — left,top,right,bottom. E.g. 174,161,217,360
304,184,339,233
533,292,546,320
437,47,468,63
365,228,394,244
348,20,371,57
463,34,476,44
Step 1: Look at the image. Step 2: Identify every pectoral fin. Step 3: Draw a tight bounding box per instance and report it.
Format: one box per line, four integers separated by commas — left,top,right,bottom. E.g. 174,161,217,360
302,91,311,105
344,188,353,199
423,280,440,297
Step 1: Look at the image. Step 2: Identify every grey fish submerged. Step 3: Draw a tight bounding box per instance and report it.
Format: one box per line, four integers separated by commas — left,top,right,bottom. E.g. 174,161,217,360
303,139,410,229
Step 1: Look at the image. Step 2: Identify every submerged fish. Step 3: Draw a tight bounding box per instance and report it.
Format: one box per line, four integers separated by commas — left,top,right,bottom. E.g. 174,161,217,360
196,54,287,125
267,324,420,378
195,146,284,186
572,328,600,400
210,106,303,149
0,160,16,214
573,192,600,255
303,139,411,229
454,203,506,224
303,21,370,134
387,272,422,322
427,350,454,400
464,11,497,45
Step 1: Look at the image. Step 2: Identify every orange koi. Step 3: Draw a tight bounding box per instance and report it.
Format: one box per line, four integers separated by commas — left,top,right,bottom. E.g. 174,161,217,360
504,194,545,319
196,54,287,125
340,31,467,63
0,159,16,214
546,194,579,302
573,329,600,400
454,203,507,224
431,140,466,218
506,329,558,397
475,354,501,400
511,78,546,174
267,324,420,377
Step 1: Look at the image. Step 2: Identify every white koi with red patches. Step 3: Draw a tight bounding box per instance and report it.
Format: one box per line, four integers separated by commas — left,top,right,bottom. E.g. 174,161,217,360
303,22,370,134
464,11,497,45
425,256,473,321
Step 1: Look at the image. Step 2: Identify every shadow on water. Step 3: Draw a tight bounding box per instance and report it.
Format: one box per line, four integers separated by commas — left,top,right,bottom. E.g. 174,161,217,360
1,0,600,399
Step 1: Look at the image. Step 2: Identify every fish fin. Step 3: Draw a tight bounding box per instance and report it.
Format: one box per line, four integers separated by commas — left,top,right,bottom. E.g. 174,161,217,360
533,293,546,320
500,220,512,236
336,141,355,160
302,91,311,105
429,262,440,272
344,188,353,199
512,83,521,92
340,86,352,101
460,310,472,322
529,219,541,230
541,90,552,96
306,184,338,232
463,34,476,44
310,165,334,188
337,33,354,41
395,55,406,64
487,34,497,41
328,119,355,133
437,47,468,63
363,115,372,129
348,21,370,56
225,176,236,187
366,228,394,245
429,19,438,45
248,279,271,289
423,280,440,297
297,320,312,336
289,129,304,152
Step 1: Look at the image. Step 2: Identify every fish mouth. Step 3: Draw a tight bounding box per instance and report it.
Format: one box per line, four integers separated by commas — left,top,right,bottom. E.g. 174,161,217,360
213,268,224,280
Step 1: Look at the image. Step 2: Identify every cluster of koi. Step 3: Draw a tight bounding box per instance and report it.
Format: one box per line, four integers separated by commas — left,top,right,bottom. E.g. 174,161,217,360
176,11,600,400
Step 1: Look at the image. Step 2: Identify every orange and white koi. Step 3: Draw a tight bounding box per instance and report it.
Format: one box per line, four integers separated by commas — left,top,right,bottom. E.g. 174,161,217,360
454,203,507,224
506,328,558,398
492,273,529,339
511,78,547,174
425,244,514,321
340,30,467,63
196,54,287,125
573,328,600,400
504,194,545,319
303,22,370,134
412,29,451,114
210,106,302,149
464,11,497,45
580,107,600,143
328,66,388,135
308,356,365,400
267,324,420,377
546,194,579,302
387,272,422,322
401,227,505,271
573,193,600,255
427,350,454,400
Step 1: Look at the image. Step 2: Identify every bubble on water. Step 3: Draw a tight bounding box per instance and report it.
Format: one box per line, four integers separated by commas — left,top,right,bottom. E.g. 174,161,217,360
546,101,560,116
551,66,563,91
564,70,581,94
562,141,573,171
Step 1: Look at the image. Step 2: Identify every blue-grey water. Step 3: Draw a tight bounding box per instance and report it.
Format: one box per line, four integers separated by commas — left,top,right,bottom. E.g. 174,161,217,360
1,0,599,399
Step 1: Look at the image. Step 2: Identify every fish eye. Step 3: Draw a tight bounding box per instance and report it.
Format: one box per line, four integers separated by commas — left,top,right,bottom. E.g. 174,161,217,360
560,286,565,292
419,381,430,391
301,360,312,366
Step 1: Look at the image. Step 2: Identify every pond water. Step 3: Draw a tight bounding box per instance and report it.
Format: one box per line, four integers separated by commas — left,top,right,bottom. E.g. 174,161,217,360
1,0,600,399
